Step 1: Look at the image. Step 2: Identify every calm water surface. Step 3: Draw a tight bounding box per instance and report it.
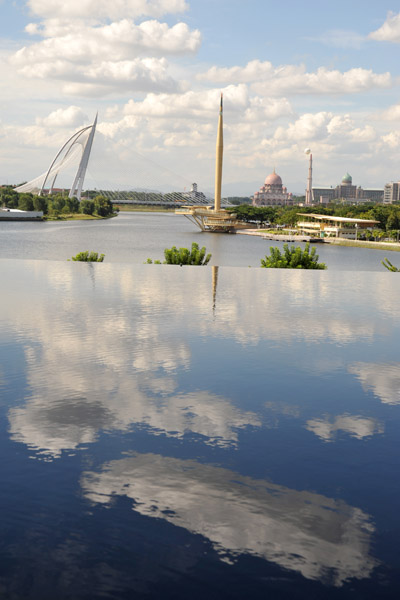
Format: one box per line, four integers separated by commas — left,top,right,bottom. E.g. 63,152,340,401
0,211,397,269
0,260,399,599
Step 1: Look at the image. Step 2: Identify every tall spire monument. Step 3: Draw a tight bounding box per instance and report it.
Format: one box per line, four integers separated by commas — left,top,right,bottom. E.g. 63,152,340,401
176,95,244,232
214,94,223,212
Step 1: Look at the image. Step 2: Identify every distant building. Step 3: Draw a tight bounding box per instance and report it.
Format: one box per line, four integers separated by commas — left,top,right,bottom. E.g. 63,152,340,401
312,173,383,204
183,183,206,203
383,182,400,204
252,169,293,206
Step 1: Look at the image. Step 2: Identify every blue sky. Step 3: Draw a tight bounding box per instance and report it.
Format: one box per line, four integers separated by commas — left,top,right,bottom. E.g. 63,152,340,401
1,0,400,195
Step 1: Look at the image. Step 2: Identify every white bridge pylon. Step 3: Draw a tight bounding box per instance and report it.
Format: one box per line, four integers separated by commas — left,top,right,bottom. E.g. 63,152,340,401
15,114,97,201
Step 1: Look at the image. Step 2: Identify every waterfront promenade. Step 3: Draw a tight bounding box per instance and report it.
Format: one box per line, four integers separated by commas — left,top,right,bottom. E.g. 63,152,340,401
237,228,400,251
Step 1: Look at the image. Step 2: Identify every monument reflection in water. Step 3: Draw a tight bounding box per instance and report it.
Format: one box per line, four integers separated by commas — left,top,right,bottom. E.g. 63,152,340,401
0,259,399,599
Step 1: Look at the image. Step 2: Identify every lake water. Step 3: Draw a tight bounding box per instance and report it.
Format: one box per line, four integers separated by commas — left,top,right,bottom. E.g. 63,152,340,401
0,211,397,270
1,215,400,598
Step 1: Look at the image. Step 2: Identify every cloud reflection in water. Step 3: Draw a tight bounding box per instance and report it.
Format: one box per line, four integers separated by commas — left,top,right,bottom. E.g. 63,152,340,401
81,453,377,586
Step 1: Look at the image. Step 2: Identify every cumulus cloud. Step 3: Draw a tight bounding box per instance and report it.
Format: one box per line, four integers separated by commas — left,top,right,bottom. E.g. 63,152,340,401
36,105,88,128
198,60,392,96
369,11,400,43
27,0,188,20
11,15,200,96
376,103,400,121
14,19,200,63
274,112,333,142
123,85,292,122
12,22,198,95
270,112,377,153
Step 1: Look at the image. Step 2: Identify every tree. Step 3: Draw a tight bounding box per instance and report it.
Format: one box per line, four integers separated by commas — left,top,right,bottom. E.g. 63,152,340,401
80,199,95,215
33,195,48,213
386,211,400,232
62,197,80,214
48,195,66,216
261,243,326,269
0,187,19,208
18,193,34,211
93,195,113,217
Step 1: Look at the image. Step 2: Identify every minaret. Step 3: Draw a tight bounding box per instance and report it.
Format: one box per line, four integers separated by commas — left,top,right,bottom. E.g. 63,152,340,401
214,94,223,211
305,148,312,205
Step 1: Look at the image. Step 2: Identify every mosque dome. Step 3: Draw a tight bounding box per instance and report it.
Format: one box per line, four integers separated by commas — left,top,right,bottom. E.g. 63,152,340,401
265,169,282,186
342,172,352,184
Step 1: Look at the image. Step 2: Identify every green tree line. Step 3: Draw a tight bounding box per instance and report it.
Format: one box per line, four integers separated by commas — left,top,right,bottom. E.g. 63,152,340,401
0,187,114,218
226,202,400,232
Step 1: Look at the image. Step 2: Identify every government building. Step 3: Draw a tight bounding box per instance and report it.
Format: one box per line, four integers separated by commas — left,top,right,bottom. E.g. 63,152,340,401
312,173,383,204
252,169,294,206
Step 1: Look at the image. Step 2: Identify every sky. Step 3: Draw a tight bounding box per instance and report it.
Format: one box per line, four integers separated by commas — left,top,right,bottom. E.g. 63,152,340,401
2,0,400,195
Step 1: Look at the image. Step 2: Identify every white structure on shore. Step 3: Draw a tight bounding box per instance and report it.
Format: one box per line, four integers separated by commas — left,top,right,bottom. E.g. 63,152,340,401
0,208,43,220
15,114,97,201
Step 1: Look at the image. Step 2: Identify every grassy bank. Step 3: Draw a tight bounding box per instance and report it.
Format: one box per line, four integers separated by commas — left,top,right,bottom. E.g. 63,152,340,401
44,213,117,221
114,205,176,212
324,238,400,251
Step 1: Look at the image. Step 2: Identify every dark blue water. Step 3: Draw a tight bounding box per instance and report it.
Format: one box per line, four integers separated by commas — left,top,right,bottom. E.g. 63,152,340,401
0,211,398,270
0,260,399,598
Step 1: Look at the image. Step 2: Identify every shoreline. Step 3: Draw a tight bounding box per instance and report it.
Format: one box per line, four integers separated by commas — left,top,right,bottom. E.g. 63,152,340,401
236,229,400,251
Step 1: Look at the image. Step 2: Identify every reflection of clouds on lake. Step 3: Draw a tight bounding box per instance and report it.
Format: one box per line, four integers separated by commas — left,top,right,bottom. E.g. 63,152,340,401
349,363,400,405
305,414,384,442
264,403,384,442
3,262,400,457
81,453,377,586
8,384,260,458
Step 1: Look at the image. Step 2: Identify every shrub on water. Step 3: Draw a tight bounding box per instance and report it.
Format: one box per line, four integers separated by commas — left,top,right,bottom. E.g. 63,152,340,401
164,242,212,265
261,242,326,269
147,242,212,266
70,251,105,262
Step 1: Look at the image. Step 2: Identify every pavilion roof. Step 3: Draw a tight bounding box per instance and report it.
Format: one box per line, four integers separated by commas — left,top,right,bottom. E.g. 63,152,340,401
297,213,379,225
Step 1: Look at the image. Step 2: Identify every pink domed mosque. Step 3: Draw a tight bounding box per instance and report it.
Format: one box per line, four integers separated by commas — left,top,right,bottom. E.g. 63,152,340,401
252,168,293,206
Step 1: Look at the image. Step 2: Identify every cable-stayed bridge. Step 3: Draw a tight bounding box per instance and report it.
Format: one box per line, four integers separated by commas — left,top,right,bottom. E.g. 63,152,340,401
15,115,233,207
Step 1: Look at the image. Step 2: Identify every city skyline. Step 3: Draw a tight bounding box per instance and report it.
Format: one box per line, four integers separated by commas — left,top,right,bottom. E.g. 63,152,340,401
2,1,400,195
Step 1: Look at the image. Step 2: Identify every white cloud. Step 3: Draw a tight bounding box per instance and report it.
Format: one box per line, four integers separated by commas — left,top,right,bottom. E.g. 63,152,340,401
27,0,188,20
369,11,400,43
376,103,400,121
349,125,376,143
14,19,200,63
11,17,200,96
123,85,292,123
274,112,333,142
380,131,400,149
198,60,392,96
36,105,88,128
